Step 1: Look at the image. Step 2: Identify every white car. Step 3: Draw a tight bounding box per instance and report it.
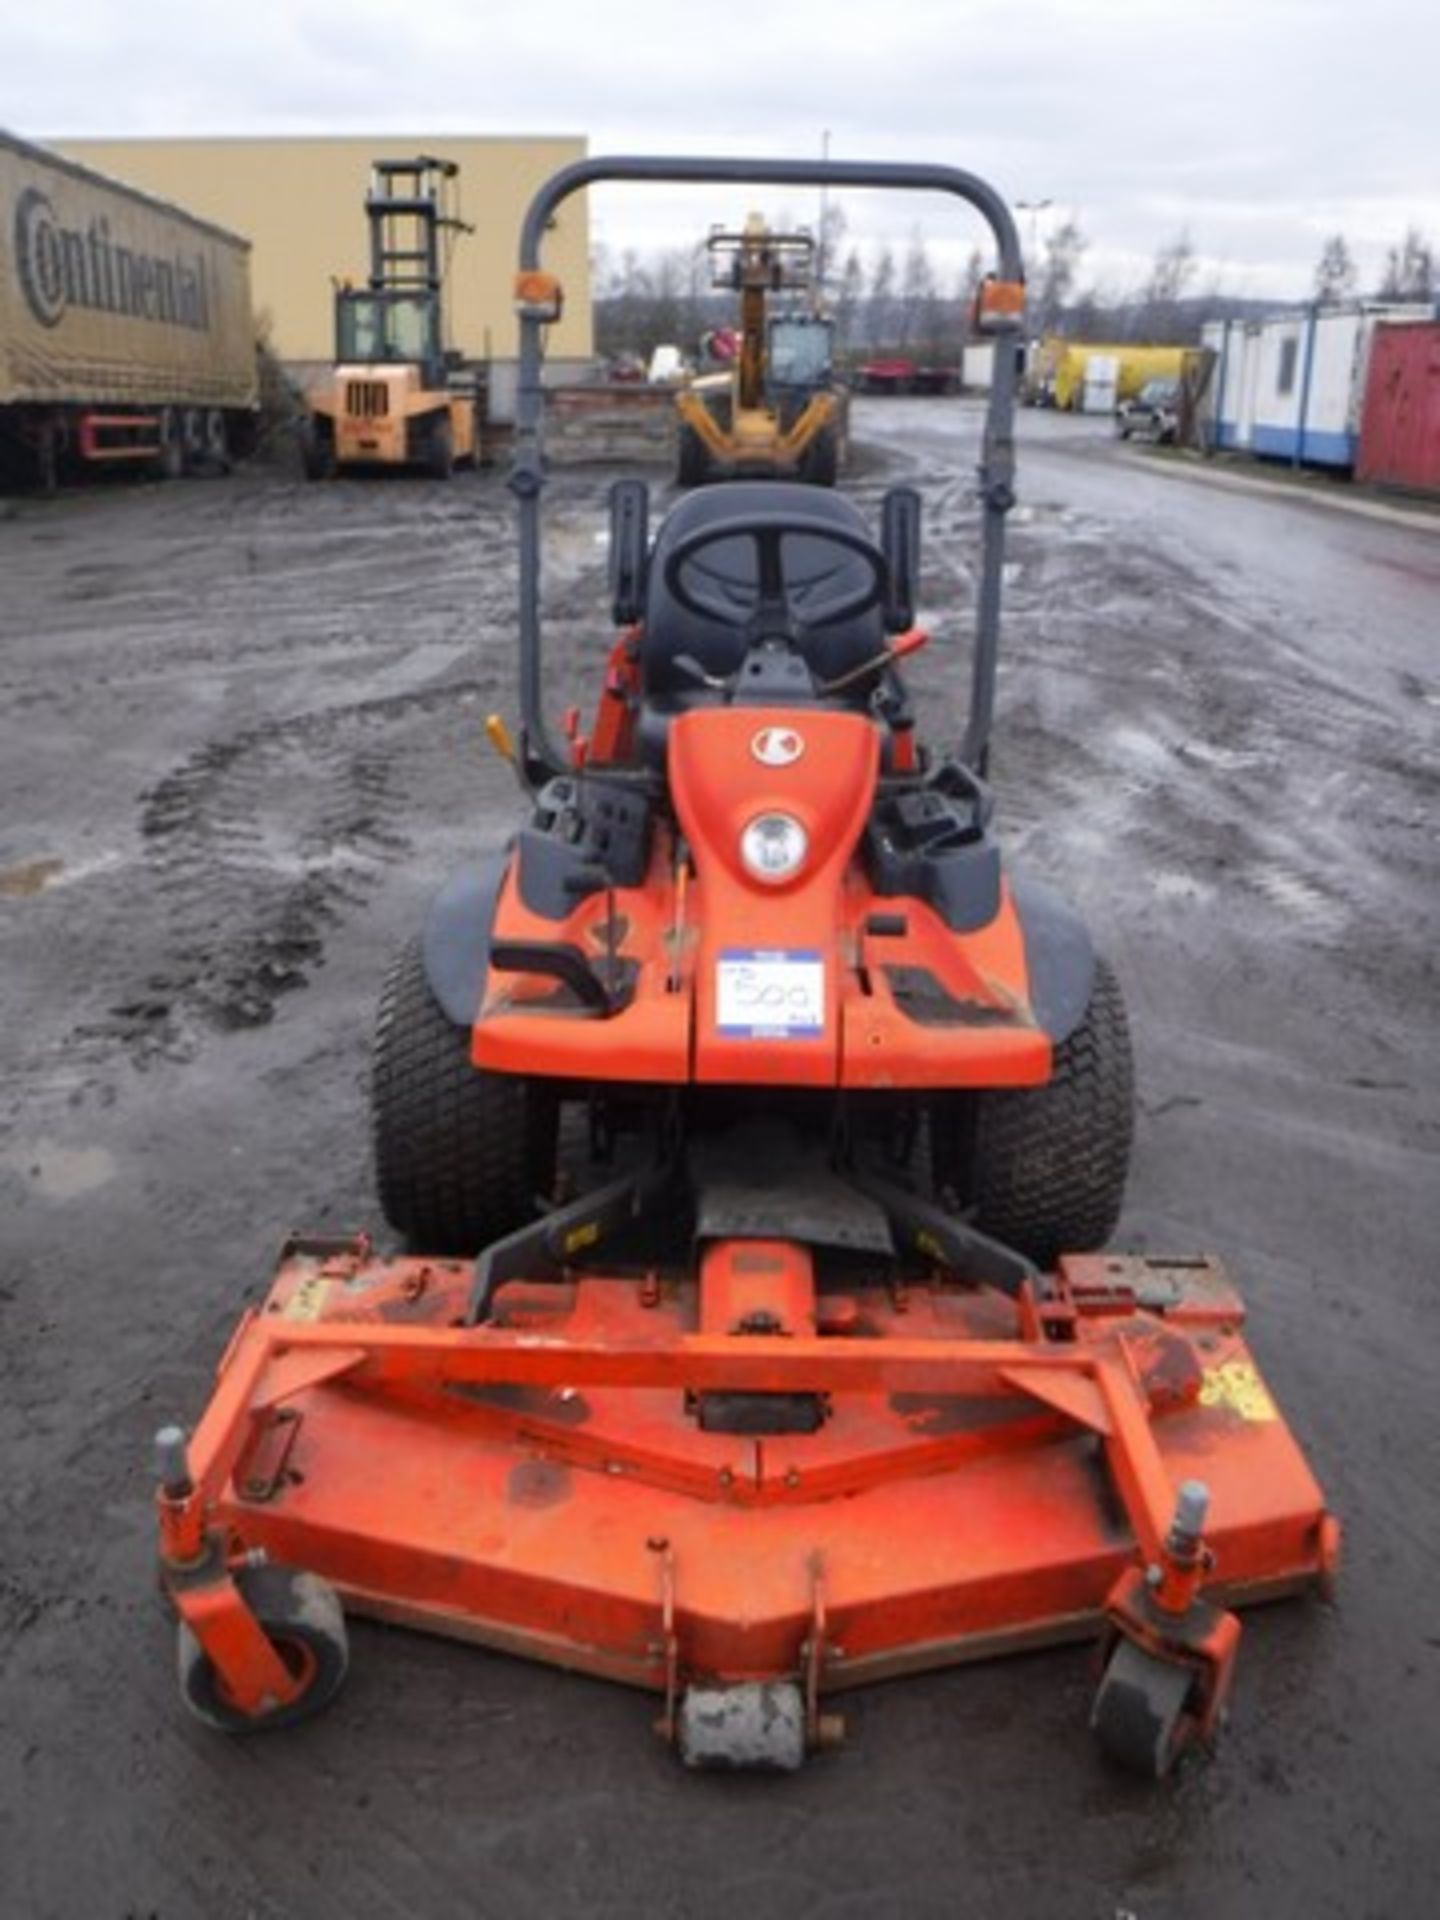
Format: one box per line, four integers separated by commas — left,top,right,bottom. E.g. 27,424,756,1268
1115,377,1180,444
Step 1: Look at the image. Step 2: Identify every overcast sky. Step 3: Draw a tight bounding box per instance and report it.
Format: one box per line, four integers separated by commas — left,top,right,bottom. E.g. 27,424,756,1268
7,0,1438,301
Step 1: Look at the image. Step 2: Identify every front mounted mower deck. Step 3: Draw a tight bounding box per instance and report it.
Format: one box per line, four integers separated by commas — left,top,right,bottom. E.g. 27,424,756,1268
158,1232,1335,1773
156,155,1337,1774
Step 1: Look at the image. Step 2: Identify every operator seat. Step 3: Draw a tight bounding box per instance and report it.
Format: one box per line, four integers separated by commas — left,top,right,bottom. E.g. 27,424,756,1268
637,482,891,763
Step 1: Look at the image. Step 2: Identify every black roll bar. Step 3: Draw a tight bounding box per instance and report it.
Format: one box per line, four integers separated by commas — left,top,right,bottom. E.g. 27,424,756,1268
510,156,1023,781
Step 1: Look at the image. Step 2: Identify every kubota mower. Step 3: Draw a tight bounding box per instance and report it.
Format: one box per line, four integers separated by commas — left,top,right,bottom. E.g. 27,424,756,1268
156,157,1338,1776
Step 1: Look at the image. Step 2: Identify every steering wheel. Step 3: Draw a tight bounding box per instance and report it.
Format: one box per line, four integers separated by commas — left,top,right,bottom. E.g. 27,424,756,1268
660,513,887,641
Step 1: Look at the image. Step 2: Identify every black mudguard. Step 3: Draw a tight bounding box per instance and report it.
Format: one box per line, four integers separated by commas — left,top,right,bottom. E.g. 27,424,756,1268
421,850,510,1026
1008,872,1097,1044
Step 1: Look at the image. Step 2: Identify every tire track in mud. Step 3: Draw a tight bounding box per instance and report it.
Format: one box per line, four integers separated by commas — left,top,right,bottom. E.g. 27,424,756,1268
888,441,1439,1008
72,681,487,1067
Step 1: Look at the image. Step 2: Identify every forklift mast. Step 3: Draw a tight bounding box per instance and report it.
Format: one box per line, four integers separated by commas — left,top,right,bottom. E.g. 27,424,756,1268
335,156,473,383
365,156,465,299
707,215,816,412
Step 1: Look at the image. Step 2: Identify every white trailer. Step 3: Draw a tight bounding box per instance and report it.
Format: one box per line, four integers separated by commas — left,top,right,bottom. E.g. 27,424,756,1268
1204,303,1430,469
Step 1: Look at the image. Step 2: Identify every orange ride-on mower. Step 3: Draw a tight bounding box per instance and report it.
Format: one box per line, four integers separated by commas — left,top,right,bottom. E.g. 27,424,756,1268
156,157,1338,1776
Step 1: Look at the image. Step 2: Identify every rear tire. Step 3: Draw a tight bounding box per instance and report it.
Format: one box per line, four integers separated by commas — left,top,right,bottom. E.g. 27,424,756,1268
676,421,709,487
933,957,1134,1271
426,416,455,480
302,419,335,480
372,938,557,1256
800,424,838,487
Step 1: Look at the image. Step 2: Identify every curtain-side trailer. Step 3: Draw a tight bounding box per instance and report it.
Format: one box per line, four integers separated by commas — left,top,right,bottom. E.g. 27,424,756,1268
1,130,256,485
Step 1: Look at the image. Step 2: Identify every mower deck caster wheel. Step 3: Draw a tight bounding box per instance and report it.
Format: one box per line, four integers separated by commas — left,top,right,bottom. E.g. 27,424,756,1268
1090,1637,1198,1779
177,1565,348,1734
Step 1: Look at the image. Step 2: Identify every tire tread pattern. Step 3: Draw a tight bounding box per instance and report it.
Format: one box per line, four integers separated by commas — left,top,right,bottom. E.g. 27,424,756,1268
960,957,1135,1270
372,938,554,1255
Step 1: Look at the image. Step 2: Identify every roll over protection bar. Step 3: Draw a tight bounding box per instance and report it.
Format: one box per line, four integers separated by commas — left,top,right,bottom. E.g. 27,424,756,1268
509,157,1023,783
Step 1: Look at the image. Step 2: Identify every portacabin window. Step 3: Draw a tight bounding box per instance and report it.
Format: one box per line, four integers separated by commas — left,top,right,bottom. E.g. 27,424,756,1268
1277,335,1299,396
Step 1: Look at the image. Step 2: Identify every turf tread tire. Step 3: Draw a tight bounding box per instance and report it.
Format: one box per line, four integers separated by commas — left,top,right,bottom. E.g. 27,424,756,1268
800,423,838,487
677,421,709,487
372,938,555,1256
942,957,1134,1271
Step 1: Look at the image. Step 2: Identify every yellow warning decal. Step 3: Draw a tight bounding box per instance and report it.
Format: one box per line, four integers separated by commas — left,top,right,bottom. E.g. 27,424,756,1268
1200,1361,1278,1423
283,1276,332,1323
563,1221,600,1256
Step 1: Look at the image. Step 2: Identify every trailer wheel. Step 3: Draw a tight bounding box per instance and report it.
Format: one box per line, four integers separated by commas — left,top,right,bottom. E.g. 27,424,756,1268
372,937,557,1256
676,422,709,487
177,1566,348,1734
933,957,1134,1272
155,407,185,480
205,409,230,472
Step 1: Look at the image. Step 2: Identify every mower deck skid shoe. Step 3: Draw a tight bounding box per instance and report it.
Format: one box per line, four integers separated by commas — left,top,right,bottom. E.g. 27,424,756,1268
156,1240,1337,1765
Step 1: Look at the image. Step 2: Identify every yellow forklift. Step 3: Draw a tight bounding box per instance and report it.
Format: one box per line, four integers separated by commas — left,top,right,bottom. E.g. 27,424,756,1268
305,156,480,479
675,214,846,487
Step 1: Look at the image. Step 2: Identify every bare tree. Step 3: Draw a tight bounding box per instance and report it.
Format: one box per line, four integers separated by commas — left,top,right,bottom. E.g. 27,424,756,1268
956,247,984,335
817,199,848,297
1379,227,1435,300
1067,284,1105,340
1142,230,1198,341
898,228,939,350
1035,218,1087,334
834,247,865,354
867,245,897,352
1313,233,1357,306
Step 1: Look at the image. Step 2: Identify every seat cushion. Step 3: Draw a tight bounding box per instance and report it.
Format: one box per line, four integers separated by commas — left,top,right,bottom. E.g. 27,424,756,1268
642,482,884,698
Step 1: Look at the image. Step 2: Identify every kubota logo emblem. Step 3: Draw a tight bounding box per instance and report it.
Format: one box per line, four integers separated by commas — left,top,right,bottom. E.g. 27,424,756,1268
751,726,805,767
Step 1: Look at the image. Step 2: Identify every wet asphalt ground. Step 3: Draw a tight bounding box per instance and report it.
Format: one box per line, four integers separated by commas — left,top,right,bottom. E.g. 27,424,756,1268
1,400,1437,1918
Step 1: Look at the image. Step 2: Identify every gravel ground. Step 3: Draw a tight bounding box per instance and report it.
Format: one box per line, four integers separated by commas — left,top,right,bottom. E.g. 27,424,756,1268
1,400,1437,1919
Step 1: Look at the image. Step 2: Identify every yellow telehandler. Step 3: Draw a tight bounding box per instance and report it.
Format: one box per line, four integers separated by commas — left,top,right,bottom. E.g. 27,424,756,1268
675,214,846,486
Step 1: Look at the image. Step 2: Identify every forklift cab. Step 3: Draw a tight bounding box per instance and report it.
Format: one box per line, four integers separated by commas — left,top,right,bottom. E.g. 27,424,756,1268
334,288,445,388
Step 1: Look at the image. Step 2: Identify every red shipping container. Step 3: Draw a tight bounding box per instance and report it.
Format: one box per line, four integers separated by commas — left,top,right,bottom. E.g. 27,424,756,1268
1356,320,1440,493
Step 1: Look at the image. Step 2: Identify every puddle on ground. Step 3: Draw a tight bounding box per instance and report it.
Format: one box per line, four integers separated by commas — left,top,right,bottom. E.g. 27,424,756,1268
0,853,126,897
4,1139,118,1199
0,858,65,897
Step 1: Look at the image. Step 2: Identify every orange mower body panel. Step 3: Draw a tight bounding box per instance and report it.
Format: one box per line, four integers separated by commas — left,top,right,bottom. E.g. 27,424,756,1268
161,1241,1336,1712
472,706,1052,1091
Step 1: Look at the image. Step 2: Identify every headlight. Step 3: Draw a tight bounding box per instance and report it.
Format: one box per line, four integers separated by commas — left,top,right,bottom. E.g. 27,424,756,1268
739,812,809,884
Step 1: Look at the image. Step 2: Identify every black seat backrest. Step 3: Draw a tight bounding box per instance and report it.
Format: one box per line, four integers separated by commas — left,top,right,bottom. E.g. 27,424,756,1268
641,482,884,699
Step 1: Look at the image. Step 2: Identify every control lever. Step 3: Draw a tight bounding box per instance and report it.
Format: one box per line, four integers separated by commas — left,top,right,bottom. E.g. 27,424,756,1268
817,627,929,698
672,652,728,691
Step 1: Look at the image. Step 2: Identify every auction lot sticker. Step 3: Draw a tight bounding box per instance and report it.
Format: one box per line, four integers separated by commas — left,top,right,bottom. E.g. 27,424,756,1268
717,949,825,1038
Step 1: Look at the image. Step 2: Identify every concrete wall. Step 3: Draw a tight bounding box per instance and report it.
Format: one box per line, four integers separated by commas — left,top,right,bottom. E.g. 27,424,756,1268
57,134,593,369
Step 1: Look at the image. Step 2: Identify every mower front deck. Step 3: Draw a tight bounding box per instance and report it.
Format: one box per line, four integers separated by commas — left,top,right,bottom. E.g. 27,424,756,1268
158,1234,1337,1772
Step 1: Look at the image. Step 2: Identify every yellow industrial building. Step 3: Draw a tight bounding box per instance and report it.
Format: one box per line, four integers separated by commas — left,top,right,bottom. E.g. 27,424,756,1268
56,135,594,406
